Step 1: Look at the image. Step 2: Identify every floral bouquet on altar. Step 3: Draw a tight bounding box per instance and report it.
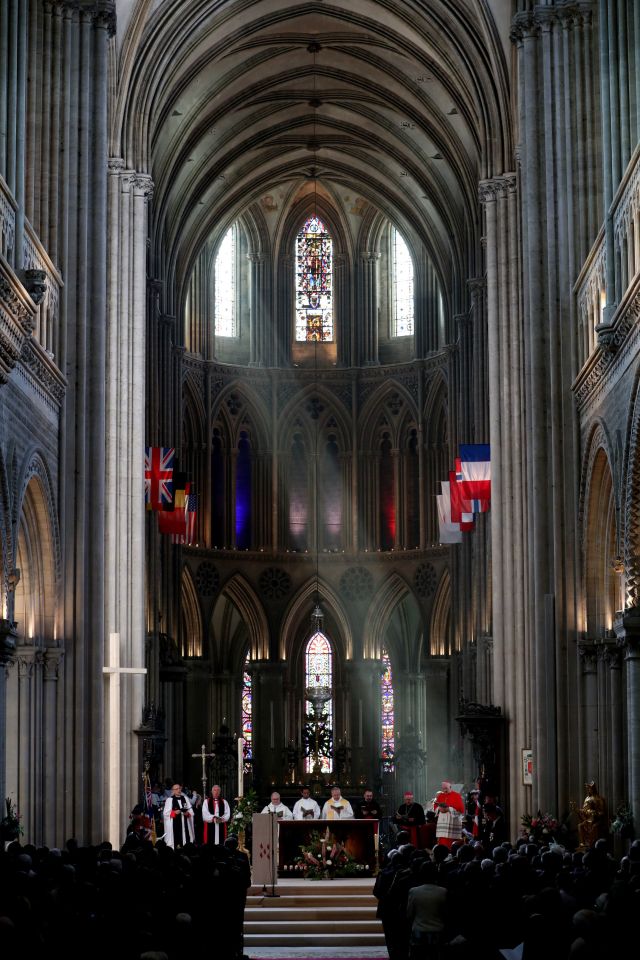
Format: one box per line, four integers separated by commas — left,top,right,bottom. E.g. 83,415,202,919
228,787,258,836
295,830,365,880
1,797,23,843
521,810,558,843
611,802,635,840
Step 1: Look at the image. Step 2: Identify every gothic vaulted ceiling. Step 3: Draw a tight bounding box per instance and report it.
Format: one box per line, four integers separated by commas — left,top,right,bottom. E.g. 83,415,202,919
114,0,512,301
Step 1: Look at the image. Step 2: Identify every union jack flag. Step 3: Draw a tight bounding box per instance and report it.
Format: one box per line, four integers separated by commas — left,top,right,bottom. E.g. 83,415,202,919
145,447,174,510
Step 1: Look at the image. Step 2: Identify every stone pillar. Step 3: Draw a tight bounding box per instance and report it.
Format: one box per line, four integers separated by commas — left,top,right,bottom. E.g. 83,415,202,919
345,660,381,787
106,163,154,833
359,252,380,365
614,611,640,826
247,251,266,366
253,661,286,792
577,642,599,783
603,644,623,808
43,647,63,843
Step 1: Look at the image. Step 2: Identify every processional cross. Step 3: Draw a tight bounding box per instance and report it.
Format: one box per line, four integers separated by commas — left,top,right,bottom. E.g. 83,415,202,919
191,743,215,801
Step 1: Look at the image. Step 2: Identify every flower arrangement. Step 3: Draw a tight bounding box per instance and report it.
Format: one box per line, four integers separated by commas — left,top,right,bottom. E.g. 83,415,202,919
0,797,23,842
296,830,364,879
611,802,635,839
521,810,558,842
228,787,258,836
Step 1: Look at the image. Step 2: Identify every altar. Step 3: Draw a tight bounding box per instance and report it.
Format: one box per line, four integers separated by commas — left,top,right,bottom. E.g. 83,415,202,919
277,818,378,876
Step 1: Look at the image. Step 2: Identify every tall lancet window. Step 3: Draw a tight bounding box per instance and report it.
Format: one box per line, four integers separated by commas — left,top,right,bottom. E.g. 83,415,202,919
305,631,333,773
320,433,342,549
381,648,395,772
242,655,253,771
215,225,236,337
295,216,333,341
392,227,414,337
380,432,395,550
236,430,252,549
288,433,309,549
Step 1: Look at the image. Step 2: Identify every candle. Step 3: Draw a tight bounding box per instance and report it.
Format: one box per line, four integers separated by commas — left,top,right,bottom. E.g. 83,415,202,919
237,736,244,797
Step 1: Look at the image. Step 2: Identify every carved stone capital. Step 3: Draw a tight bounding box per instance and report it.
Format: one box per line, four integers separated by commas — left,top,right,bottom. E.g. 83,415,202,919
0,619,18,665
23,269,48,307
511,4,592,44
108,157,126,173
577,641,598,674
43,648,64,680
478,174,517,204
131,173,154,199
92,0,116,36
614,609,640,659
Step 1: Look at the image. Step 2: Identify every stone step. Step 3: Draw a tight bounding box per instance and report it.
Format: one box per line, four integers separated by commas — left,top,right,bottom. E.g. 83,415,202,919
244,932,387,947
246,906,377,921
245,919,382,933
247,894,375,908
244,874,384,948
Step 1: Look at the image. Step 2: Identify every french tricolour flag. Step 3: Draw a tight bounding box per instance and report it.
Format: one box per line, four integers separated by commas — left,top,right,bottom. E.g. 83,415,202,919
458,444,491,501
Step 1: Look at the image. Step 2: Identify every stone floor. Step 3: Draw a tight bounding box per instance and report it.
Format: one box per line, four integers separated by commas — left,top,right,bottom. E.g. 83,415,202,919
246,950,389,958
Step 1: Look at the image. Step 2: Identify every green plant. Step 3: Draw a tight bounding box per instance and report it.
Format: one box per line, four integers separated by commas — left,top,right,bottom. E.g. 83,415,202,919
228,787,258,835
611,802,635,839
0,797,23,841
521,810,557,842
294,829,369,880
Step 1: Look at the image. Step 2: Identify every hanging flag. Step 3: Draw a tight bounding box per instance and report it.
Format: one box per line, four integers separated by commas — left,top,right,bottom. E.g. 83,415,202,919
437,493,462,544
158,481,191,536
145,447,174,510
449,470,475,525
458,444,491,500
455,459,490,514
172,492,197,545
437,481,464,543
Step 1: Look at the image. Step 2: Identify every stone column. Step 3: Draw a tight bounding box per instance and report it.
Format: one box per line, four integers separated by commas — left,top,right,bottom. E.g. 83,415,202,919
614,612,640,825
577,642,599,782
345,660,381,786
247,251,266,366
253,661,286,792
359,252,380,365
603,644,623,807
43,647,63,843
106,163,154,832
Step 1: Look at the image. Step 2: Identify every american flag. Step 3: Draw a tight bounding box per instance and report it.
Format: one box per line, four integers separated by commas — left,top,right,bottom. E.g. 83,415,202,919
145,447,174,510
171,492,197,545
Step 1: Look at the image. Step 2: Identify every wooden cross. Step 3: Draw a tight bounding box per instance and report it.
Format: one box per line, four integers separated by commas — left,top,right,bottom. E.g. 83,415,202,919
102,633,147,848
191,743,215,801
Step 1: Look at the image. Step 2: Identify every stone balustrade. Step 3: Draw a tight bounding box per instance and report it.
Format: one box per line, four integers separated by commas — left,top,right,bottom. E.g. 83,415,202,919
0,174,16,263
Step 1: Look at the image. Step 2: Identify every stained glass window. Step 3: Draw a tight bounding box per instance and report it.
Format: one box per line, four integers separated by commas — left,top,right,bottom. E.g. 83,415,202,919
392,227,414,337
242,658,252,772
295,216,333,342
305,631,333,773
215,225,236,337
381,648,395,772
236,431,251,549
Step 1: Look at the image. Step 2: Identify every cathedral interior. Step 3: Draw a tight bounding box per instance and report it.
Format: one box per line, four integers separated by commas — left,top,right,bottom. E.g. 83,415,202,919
1,0,639,848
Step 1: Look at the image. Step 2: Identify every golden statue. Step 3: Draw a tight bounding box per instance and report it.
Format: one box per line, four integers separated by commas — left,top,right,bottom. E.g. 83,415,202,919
577,781,608,849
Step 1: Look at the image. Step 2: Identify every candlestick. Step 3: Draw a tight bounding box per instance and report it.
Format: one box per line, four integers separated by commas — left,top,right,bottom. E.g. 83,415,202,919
237,736,244,797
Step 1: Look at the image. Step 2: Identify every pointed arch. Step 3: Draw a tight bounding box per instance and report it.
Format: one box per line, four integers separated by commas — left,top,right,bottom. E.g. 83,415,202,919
363,572,413,659
359,380,419,450
580,425,620,637
14,453,59,644
212,573,269,668
280,576,352,662
430,569,452,656
180,565,203,657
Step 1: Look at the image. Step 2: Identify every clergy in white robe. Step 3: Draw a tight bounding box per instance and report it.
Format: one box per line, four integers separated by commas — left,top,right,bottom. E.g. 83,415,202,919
202,784,231,844
261,790,293,819
163,784,195,848
293,787,321,820
321,785,354,820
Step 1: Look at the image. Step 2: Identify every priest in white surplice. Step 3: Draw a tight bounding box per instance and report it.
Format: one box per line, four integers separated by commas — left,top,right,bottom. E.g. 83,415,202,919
202,784,231,844
321,784,354,820
293,785,321,820
163,783,195,848
261,790,293,819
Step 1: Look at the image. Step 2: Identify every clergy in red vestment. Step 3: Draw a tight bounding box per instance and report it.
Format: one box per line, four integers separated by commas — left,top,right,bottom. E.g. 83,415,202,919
433,780,465,847
202,784,231,844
